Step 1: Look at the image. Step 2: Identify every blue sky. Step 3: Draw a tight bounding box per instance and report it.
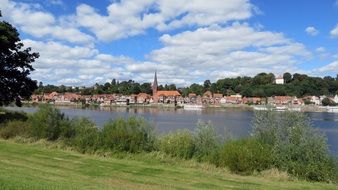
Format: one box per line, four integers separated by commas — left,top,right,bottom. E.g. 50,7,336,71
1,0,338,86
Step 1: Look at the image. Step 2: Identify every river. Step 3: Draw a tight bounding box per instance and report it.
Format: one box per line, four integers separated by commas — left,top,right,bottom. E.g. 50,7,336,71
4,106,338,155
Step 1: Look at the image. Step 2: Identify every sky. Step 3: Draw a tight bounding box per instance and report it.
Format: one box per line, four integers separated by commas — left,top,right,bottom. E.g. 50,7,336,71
1,0,338,87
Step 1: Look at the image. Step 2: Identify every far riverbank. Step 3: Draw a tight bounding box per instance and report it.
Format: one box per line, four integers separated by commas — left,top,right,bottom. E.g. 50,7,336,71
22,101,338,113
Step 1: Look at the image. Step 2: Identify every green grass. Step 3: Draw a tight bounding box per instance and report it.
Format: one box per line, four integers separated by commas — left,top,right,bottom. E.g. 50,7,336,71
0,140,337,190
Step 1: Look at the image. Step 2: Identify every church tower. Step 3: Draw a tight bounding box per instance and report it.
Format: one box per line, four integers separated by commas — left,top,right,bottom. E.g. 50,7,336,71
152,71,158,103
152,71,158,95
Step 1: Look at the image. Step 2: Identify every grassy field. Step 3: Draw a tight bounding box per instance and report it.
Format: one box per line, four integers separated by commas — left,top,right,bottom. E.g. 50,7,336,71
0,140,337,190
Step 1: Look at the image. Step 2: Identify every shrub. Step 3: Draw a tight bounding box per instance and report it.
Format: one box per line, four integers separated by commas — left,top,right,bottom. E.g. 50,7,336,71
252,110,278,145
159,130,195,159
193,121,220,162
213,138,273,175
0,120,30,139
70,118,101,153
322,97,336,106
101,117,156,153
252,111,337,182
0,109,28,124
28,104,73,141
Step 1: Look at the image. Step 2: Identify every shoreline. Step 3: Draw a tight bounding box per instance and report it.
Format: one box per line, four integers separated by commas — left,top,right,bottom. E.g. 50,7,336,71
19,101,338,113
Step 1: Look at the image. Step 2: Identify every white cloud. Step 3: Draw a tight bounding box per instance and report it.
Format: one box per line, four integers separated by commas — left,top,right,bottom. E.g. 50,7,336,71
22,39,131,85
330,24,338,37
96,54,136,65
23,40,97,61
0,0,94,44
75,0,255,41
316,47,326,52
22,22,311,87
57,78,81,85
317,61,338,72
125,62,174,72
305,26,319,36
315,47,331,60
148,23,310,82
21,37,194,86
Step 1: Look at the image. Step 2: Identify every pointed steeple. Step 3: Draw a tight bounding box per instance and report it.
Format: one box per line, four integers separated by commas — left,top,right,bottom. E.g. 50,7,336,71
152,71,158,95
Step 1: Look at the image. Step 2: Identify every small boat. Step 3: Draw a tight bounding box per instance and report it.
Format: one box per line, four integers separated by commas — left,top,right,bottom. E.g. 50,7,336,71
289,107,301,112
183,104,203,110
252,106,268,111
275,106,287,111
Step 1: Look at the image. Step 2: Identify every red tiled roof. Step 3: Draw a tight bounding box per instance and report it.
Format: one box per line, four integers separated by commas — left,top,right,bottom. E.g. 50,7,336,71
137,93,150,98
213,93,223,98
226,96,238,101
156,91,181,97
274,96,293,101
64,93,80,99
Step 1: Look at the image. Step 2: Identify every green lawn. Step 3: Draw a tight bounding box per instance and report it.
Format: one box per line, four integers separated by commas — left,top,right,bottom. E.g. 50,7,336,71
0,140,337,190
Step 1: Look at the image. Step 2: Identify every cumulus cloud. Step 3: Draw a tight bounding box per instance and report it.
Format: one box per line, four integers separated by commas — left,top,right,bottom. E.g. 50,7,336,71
21,39,179,86
315,47,332,60
0,0,94,44
316,47,326,52
305,26,319,36
22,39,130,85
148,23,310,81
22,21,311,87
317,61,338,73
330,24,338,37
75,0,255,41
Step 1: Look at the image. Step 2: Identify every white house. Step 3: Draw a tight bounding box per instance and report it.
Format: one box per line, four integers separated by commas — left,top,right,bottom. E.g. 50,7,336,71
220,97,227,104
310,96,321,105
275,76,284,84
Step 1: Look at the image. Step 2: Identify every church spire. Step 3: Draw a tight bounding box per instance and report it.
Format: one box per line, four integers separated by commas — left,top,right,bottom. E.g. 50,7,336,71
152,71,158,95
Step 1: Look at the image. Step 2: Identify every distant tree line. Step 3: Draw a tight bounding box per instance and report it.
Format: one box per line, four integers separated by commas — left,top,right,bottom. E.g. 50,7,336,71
181,73,338,97
35,73,338,97
35,79,177,96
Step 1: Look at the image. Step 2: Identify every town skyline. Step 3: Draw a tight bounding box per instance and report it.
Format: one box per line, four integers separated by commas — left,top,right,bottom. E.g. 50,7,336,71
1,0,338,86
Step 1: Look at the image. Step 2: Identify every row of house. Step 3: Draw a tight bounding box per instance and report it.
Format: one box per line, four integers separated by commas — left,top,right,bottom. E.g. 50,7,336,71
32,91,338,107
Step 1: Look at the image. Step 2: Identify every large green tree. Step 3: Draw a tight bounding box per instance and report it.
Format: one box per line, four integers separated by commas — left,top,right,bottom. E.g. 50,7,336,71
283,72,292,83
0,12,39,106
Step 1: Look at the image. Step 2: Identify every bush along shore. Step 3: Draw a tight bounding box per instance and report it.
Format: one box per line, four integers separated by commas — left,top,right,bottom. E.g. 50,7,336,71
0,105,337,184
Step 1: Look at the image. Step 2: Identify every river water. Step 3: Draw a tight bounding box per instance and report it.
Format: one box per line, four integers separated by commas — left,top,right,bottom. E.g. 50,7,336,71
4,106,338,155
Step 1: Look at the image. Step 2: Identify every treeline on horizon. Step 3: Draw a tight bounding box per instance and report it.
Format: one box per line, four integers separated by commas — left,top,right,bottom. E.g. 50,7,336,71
35,72,338,97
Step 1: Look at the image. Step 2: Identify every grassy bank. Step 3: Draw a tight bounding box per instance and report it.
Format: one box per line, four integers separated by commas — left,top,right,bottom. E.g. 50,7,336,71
0,140,337,190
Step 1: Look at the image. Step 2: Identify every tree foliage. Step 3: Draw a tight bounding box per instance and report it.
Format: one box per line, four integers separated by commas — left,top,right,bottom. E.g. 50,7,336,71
252,111,337,182
180,73,338,97
0,14,39,106
322,97,336,106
